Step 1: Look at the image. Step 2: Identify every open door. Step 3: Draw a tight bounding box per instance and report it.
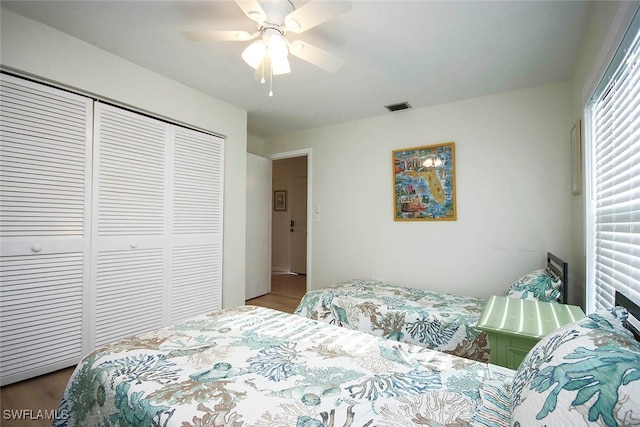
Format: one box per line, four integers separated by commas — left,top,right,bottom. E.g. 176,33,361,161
246,153,271,300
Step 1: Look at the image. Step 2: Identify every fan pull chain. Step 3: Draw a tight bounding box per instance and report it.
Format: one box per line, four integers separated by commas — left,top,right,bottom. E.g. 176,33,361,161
269,61,274,97
258,58,275,97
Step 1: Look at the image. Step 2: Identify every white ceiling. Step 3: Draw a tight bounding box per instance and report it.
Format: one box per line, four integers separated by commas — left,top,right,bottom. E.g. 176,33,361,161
1,0,592,139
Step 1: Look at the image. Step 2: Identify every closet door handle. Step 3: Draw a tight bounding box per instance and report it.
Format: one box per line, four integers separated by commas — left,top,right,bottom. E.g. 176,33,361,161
31,243,42,253
130,241,138,249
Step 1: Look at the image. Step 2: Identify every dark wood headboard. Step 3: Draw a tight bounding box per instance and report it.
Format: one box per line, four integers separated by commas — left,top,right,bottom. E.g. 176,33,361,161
616,291,640,341
547,252,568,304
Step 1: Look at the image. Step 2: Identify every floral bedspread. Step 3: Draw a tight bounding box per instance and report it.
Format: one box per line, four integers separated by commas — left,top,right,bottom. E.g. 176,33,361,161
54,305,512,426
295,280,490,363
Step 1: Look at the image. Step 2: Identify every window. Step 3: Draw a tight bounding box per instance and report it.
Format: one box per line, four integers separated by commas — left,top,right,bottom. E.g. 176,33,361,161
587,8,640,312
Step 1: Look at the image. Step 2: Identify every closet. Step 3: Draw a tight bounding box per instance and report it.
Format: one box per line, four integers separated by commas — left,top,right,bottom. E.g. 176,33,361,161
0,74,224,385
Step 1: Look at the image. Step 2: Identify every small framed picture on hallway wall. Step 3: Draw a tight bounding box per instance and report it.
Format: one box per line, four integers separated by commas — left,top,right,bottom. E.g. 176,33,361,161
274,190,287,211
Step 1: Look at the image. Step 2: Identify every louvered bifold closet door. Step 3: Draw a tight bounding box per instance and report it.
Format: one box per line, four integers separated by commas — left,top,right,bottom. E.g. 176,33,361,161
170,128,223,323
0,74,92,385
92,104,168,348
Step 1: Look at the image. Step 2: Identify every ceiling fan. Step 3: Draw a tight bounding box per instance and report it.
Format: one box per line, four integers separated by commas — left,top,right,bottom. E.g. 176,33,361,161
183,0,351,96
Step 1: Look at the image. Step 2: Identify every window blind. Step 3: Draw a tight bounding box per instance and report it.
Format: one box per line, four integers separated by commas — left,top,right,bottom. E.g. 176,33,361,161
589,8,640,311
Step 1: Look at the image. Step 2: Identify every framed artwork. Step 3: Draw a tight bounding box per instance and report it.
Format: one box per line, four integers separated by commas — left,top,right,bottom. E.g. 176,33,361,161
273,190,287,211
393,142,456,221
571,120,582,195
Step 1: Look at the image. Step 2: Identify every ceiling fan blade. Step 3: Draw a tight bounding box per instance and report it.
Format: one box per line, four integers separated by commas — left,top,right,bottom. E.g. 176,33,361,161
182,30,256,42
284,1,351,33
234,0,267,23
289,40,344,73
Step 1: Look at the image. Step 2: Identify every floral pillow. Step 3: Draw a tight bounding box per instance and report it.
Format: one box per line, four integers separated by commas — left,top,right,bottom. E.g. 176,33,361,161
504,269,561,302
510,307,640,427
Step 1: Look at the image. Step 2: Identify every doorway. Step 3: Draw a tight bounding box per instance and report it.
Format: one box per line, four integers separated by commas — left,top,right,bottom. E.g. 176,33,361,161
268,149,311,295
288,175,307,274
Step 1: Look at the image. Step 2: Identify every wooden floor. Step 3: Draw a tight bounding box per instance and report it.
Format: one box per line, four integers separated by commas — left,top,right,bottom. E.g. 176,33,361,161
246,271,306,313
0,367,76,426
0,273,306,426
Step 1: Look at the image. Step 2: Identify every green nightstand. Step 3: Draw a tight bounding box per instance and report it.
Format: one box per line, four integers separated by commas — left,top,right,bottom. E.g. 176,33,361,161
477,295,585,370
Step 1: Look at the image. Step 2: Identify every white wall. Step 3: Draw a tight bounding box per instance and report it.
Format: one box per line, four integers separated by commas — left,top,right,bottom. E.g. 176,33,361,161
248,134,266,156
1,8,249,308
569,1,638,311
265,83,571,299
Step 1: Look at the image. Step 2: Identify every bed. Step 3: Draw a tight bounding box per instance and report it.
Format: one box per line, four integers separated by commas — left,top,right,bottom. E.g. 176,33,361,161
54,292,639,427
294,252,569,363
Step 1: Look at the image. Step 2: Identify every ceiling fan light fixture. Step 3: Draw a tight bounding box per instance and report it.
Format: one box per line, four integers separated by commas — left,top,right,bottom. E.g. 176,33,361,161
241,40,266,69
185,0,350,96
265,29,288,58
271,56,291,75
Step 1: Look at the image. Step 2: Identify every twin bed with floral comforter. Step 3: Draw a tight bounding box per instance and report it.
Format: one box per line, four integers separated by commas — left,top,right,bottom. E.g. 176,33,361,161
294,253,567,363
55,294,640,427
295,280,493,362
55,305,512,426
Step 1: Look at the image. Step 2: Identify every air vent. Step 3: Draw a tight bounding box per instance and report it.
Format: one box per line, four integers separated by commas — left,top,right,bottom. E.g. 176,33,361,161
385,101,412,112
